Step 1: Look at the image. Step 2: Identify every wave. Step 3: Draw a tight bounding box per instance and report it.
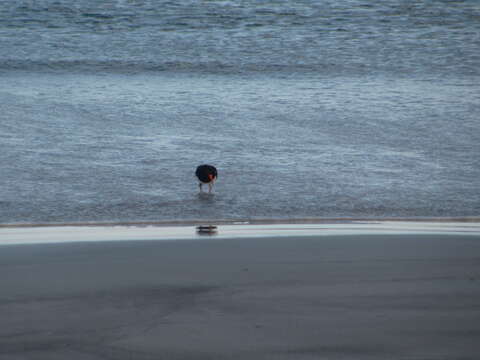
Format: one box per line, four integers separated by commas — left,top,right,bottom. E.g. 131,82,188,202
2,216,480,229
0,59,361,75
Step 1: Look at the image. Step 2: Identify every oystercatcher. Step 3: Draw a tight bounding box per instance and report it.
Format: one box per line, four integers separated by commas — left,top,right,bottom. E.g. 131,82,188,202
195,164,217,193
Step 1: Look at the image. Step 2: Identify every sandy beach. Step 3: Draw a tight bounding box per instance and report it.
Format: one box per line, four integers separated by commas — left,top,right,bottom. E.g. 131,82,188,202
1,222,480,359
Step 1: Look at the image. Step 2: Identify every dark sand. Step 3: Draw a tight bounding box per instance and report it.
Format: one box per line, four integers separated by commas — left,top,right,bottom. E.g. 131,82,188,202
1,232,480,359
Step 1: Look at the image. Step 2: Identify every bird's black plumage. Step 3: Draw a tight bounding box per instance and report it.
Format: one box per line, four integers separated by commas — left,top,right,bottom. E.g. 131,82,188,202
195,164,217,183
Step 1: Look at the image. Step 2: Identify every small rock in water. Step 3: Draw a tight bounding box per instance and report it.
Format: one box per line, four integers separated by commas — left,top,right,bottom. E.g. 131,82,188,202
196,225,218,235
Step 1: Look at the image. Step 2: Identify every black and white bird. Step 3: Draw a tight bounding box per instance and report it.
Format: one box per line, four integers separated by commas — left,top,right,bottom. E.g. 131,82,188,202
195,164,217,193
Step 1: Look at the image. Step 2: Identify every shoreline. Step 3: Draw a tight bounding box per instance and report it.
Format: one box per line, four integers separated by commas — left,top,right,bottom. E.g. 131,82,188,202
1,215,479,229
1,219,479,246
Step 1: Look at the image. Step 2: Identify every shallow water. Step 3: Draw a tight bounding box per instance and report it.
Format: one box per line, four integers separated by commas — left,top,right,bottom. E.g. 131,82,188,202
1,0,479,224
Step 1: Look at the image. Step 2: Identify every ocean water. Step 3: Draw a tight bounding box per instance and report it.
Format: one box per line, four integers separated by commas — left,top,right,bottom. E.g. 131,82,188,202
1,0,479,224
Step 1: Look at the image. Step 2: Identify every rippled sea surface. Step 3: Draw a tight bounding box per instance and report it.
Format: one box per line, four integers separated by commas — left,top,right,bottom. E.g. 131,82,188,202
1,0,479,224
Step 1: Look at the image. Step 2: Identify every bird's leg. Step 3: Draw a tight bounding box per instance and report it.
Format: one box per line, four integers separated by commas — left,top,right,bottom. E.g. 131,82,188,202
199,183,203,193
208,183,213,193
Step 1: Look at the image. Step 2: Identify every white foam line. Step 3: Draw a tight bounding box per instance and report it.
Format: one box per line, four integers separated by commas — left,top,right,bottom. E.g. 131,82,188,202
1,221,479,246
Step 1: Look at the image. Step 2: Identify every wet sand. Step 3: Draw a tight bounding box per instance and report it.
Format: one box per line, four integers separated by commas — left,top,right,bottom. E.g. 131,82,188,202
1,225,480,359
